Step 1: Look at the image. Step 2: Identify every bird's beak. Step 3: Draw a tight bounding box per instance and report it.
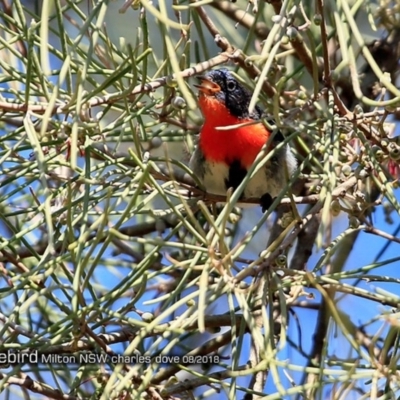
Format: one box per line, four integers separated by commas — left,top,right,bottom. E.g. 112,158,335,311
194,76,221,95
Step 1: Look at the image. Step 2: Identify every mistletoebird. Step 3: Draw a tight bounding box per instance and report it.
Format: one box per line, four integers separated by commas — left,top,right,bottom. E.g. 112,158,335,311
189,69,296,211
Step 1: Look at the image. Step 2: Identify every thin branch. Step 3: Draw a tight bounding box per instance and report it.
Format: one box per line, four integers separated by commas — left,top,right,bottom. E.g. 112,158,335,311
316,0,331,84
211,1,271,39
151,329,233,384
163,365,250,395
288,26,318,79
0,54,230,115
0,372,81,400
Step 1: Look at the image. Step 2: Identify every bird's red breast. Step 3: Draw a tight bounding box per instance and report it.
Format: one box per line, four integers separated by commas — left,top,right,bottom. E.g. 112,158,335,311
190,68,296,210
198,93,271,169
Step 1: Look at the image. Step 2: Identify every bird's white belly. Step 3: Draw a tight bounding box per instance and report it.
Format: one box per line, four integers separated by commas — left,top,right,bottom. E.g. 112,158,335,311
201,160,230,196
201,160,270,198
243,167,272,198
189,145,295,201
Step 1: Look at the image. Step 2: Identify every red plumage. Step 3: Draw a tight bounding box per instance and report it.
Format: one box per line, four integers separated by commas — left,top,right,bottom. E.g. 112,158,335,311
198,94,271,169
189,68,296,211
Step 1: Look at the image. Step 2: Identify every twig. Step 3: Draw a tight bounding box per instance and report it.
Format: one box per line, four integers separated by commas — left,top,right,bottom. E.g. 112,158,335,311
364,226,400,245
0,372,81,400
0,54,230,115
287,26,318,79
211,1,271,39
0,312,46,340
192,0,276,97
191,0,220,38
151,329,233,384
235,176,359,281
0,0,27,57
0,315,246,360
316,0,331,84
163,365,249,395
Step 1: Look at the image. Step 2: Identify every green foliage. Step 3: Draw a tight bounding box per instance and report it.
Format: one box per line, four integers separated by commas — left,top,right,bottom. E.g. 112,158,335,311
1,0,400,399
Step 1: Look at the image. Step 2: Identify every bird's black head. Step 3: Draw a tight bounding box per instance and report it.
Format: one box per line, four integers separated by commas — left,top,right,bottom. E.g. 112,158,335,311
195,69,263,120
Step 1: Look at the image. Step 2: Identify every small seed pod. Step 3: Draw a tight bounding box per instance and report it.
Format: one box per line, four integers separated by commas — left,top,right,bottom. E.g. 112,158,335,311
330,70,340,82
131,0,141,9
330,199,341,216
141,312,154,322
341,164,352,176
358,169,369,179
229,213,241,224
281,35,290,45
297,90,307,100
171,96,187,110
150,136,162,149
348,216,360,229
381,138,389,148
389,143,400,160
286,26,300,42
313,14,322,25
294,99,306,107
166,75,178,88
371,145,384,160
276,254,287,267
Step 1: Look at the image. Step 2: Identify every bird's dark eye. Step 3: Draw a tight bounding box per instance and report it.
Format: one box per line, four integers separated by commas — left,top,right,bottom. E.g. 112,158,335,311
226,80,237,91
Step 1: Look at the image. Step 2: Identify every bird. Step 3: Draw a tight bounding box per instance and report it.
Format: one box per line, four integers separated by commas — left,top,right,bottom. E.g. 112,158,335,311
189,68,296,212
